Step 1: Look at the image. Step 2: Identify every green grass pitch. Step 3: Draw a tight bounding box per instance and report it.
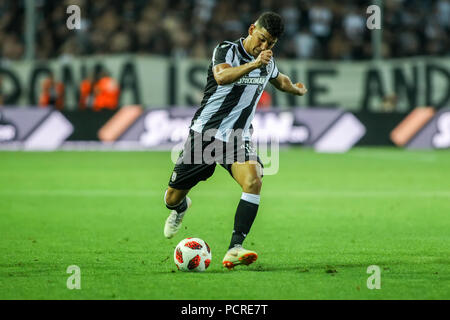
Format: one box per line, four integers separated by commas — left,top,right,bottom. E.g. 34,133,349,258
0,148,449,300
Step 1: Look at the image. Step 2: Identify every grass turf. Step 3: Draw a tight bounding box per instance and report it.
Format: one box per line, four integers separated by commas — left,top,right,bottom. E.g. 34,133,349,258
0,148,449,300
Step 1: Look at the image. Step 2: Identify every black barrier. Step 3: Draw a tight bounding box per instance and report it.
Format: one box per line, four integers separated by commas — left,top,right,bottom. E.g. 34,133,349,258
354,112,408,146
63,109,117,141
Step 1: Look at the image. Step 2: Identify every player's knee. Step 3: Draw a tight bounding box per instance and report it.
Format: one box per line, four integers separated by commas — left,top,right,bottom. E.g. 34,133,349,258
242,177,262,194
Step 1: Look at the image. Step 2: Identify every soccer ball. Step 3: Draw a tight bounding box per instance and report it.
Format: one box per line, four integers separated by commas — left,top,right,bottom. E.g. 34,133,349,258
174,237,212,272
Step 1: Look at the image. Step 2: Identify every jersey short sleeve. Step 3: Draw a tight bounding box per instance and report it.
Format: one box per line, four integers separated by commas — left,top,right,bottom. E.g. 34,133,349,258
212,43,235,67
270,60,279,79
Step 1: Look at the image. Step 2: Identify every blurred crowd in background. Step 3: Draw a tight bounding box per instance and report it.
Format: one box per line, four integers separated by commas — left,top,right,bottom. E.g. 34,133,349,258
1,0,449,61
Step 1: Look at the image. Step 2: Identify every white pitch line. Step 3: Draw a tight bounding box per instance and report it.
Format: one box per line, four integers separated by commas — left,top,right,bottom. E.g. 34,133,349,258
0,190,449,198
279,190,450,198
0,190,158,197
348,150,440,163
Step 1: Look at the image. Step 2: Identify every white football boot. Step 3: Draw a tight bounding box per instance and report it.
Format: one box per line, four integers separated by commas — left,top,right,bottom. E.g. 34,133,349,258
222,244,258,269
164,197,192,239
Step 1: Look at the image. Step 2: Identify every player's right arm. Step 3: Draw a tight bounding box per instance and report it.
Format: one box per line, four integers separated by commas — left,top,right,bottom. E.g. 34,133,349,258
213,50,272,85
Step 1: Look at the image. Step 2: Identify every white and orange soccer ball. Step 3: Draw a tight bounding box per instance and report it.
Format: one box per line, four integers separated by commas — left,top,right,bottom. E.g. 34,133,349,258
174,237,212,272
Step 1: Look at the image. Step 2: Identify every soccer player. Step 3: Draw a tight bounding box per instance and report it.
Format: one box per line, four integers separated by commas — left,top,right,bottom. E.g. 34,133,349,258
163,12,307,269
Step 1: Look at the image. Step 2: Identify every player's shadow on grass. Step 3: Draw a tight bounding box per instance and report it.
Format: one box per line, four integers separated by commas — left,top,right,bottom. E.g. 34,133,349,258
158,258,421,274
158,261,401,274
225,260,407,273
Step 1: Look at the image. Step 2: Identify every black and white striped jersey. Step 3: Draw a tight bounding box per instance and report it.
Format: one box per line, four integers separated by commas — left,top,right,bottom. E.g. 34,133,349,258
190,38,279,142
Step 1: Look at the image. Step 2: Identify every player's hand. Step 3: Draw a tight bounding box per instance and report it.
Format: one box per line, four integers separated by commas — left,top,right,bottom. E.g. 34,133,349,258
254,50,272,67
295,82,307,96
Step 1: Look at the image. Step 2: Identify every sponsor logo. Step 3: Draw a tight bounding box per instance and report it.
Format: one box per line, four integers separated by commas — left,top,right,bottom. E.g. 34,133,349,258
391,107,450,149
0,124,17,141
0,108,73,150
236,76,265,86
432,112,450,148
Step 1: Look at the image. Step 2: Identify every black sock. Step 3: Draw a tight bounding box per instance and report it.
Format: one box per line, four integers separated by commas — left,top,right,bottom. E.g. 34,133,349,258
166,197,188,214
229,196,259,249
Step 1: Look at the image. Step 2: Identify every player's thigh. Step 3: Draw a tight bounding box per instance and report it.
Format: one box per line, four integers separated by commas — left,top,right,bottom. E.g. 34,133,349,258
166,130,216,200
230,160,263,193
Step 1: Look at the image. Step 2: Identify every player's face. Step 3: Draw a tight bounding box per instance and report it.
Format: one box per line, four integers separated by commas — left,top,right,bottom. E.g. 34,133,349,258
248,24,277,57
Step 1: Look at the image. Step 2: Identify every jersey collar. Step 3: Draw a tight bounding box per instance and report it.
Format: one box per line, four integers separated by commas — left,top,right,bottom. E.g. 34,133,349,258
238,37,254,61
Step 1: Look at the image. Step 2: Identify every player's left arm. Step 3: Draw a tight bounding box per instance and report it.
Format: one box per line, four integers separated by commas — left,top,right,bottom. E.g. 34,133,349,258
269,72,307,96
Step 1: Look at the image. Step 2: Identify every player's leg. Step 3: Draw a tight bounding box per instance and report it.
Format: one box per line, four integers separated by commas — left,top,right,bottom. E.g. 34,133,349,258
163,187,192,239
163,129,217,238
223,160,262,268
165,187,190,207
164,187,191,220
229,160,262,247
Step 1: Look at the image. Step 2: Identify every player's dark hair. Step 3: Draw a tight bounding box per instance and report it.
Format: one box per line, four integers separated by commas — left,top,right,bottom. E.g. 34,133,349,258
255,12,284,39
